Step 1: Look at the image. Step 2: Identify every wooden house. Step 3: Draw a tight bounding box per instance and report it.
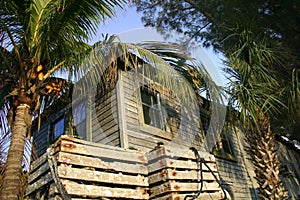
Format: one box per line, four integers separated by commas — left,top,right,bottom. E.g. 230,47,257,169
29,52,300,199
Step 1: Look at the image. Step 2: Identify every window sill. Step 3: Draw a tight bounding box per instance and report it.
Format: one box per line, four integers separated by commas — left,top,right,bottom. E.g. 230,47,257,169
212,152,237,163
139,123,173,141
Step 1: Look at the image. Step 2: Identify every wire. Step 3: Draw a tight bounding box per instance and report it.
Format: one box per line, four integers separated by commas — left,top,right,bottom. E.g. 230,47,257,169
47,147,72,200
184,147,228,200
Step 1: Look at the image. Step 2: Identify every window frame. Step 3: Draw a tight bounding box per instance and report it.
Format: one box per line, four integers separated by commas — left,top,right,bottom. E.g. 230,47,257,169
140,87,166,131
211,126,237,162
137,83,182,141
73,101,87,140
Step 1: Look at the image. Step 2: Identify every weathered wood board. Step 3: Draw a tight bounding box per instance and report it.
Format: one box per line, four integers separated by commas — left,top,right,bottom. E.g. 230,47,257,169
146,145,224,200
152,192,225,200
61,180,149,199
150,181,221,197
27,136,149,199
147,145,215,162
55,137,147,164
27,136,224,200
148,168,218,183
147,157,217,174
56,151,148,175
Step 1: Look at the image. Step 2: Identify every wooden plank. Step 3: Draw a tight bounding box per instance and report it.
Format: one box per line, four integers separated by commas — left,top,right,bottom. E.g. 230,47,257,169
92,123,119,142
138,126,174,141
147,157,217,173
148,169,218,184
57,164,148,186
150,181,221,197
56,135,140,153
152,192,225,200
26,172,53,195
94,106,117,124
92,125,119,144
28,161,50,184
125,103,139,114
95,92,116,109
147,146,215,162
56,139,147,164
126,115,140,126
103,136,120,147
29,152,48,172
86,91,92,142
93,108,117,127
124,99,138,109
128,133,161,148
56,152,148,175
61,180,149,199
116,71,129,148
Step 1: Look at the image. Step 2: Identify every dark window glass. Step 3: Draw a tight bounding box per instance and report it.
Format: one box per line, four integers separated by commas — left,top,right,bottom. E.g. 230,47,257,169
141,88,164,130
74,102,87,139
53,118,64,139
212,127,236,161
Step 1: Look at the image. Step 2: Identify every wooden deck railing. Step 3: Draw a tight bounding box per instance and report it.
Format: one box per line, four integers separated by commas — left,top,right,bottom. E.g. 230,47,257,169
26,136,225,199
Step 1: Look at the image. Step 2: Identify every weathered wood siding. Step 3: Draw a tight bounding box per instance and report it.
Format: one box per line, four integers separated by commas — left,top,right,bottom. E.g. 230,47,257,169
92,89,120,147
276,140,300,199
121,68,204,152
32,106,71,157
32,120,50,157
215,128,300,200
215,128,259,200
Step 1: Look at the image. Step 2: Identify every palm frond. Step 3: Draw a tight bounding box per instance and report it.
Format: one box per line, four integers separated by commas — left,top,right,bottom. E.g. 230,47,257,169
0,103,10,166
27,0,125,65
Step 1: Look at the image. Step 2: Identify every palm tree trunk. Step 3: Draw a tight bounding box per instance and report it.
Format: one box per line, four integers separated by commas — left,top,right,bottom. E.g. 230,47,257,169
0,104,31,200
246,113,287,200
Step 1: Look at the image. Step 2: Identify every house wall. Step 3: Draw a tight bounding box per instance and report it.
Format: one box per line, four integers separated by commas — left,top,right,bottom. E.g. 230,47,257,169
276,141,300,199
214,128,260,200
32,105,72,157
32,119,50,157
120,67,205,152
91,88,120,146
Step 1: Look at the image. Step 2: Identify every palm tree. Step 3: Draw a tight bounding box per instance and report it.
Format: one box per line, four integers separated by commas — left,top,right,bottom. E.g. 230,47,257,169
0,0,127,199
224,26,289,199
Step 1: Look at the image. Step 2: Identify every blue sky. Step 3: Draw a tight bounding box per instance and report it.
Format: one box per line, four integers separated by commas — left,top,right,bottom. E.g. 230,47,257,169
90,6,226,87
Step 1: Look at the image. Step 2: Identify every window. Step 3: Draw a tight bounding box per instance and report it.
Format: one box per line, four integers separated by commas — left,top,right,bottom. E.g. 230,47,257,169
52,118,64,140
73,102,87,139
140,87,165,130
212,127,236,161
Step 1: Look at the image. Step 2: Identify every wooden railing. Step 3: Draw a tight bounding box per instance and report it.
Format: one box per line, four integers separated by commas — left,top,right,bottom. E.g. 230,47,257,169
26,136,225,199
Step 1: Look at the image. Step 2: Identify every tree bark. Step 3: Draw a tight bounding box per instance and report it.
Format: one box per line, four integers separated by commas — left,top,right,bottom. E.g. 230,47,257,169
246,114,288,200
0,104,31,200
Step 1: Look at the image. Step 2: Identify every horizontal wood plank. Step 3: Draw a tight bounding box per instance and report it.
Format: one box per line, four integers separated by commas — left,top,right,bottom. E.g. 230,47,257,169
57,135,145,156
28,161,50,184
150,181,221,197
147,157,217,173
61,180,149,199
147,146,215,162
57,164,148,186
148,168,218,184
29,152,48,172
152,192,225,200
56,152,148,175
27,172,53,195
55,138,147,164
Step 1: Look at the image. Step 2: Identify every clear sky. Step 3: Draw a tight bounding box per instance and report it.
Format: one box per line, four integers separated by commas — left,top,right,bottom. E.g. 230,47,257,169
90,6,226,87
